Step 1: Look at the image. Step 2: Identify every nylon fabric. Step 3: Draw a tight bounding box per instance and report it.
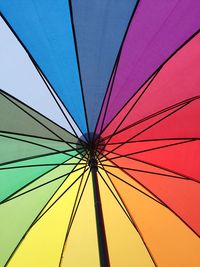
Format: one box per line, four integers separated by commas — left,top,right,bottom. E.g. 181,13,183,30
0,0,87,132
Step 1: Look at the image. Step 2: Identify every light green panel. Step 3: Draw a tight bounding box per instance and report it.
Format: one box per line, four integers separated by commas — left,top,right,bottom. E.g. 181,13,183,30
0,160,79,267
0,153,79,202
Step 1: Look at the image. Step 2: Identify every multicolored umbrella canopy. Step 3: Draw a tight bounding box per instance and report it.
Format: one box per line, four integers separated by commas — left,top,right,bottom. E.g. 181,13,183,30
0,1,200,266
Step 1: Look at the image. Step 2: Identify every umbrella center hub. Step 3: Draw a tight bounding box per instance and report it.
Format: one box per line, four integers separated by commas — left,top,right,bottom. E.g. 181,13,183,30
76,132,105,170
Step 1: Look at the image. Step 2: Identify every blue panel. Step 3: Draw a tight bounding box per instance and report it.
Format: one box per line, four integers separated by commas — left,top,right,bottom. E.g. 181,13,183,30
0,0,87,133
71,0,138,132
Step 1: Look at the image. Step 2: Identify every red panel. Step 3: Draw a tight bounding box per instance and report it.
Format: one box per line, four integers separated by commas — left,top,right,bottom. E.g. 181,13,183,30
135,98,200,141
105,139,190,157
103,102,186,144
132,140,200,182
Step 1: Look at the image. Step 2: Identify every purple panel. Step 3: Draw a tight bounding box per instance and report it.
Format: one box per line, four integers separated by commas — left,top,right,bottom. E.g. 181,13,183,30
102,0,200,130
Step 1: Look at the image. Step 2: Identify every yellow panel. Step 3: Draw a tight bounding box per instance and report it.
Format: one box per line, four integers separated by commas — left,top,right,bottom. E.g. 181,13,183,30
98,169,155,267
7,173,83,267
38,160,87,217
111,175,200,267
98,168,132,221
61,173,100,267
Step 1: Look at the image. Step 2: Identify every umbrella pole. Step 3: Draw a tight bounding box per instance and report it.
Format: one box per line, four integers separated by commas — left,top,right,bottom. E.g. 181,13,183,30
89,152,110,267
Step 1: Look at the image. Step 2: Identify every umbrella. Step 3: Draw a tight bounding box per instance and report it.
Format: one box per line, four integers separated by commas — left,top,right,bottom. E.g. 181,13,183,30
0,1,200,266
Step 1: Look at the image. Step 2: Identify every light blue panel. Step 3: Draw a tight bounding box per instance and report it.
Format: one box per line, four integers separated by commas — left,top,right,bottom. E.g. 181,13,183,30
0,0,87,133
71,0,138,132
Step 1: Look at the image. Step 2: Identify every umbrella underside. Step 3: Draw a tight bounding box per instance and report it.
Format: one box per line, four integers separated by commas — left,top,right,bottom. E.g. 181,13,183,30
0,1,200,267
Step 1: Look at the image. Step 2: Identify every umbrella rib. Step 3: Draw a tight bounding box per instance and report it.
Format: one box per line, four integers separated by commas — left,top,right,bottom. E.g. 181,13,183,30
99,100,195,160
99,165,164,207
100,29,200,136
63,166,88,236
59,166,90,267
100,151,199,183
0,89,81,144
94,55,120,138
0,130,72,143
98,68,161,154
3,157,86,266
0,133,82,161
0,134,77,154
35,67,84,141
105,137,200,145
96,55,120,137
63,169,90,237
0,165,86,204
98,100,187,157
68,0,90,140
100,165,199,237
0,148,80,168
0,90,86,157
97,168,132,220
102,164,186,180
0,162,86,171
102,139,197,162
29,169,89,227
0,154,84,203
128,156,200,184
95,0,141,137
0,13,85,141
97,163,158,267
101,95,200,142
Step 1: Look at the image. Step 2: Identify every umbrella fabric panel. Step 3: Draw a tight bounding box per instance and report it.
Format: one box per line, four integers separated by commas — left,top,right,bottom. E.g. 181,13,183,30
6,174,84,267
36,164,87,219
101,159,162,202
0,0,87,133
101,103,186,143
0,17,76,134
0,1,200,266
109,171,200,267
97,73,156,136
132,98,200,141
96,61,119,135
0,133,77,152
101,0,200,129
0,92,61,141
102,155,185,180
0,134,65,166
132,140,200,182
100,32,200,139
0,160,84,267
97,170,155,267
0,133,77,165
103,158,200,235
70,0,138,132
0,91,79,143
104,139,190,156
0,152,77,202
60,172,100,267
0,129,79,166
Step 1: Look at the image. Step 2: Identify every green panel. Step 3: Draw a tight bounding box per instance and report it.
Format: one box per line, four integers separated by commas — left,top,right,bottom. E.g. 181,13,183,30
0,135,68,165
0,160,78,267
0,92,79,143
0,153,78,202
1,132,77,151
0,133,82,165
9,158,80,199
